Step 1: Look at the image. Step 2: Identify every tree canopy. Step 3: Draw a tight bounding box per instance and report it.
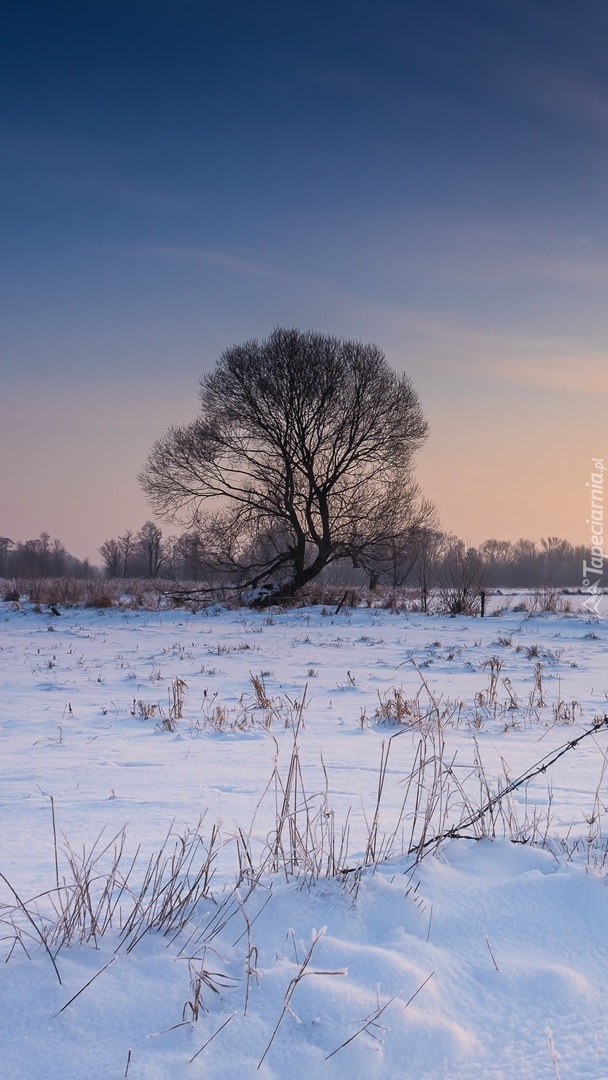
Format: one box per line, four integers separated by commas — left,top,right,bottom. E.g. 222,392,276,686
139,327,432,604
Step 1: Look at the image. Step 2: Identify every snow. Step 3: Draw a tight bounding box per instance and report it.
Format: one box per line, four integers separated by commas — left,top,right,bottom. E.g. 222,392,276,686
2,599,608,1078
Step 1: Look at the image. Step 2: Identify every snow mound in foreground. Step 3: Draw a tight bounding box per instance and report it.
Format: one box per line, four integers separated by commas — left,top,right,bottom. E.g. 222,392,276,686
2,839,608,1080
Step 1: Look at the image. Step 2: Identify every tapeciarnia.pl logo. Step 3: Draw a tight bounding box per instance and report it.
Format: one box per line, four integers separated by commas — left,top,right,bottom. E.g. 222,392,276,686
582,458,605,616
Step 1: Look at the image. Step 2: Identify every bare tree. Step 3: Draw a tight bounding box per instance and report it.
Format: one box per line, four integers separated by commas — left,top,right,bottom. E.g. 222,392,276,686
413,528,449,611
175,530,207,582
50,537,67,576
118,530,136,578
99,531,137,577
39,531,51,575
99,538,121,577
352,500,438,590
437,540,487,615
140,328,430,606
539,536,576,585
511,538,537,587
136,521,166,578
0,537,13,577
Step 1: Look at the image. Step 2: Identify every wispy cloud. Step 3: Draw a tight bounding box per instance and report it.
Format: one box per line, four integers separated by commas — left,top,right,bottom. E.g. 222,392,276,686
143,245,322,284
374,213,608,288
545,75,608,134
146,246,286,279
349,298,608,396
483,352,608,394
438,335,608,397
519,68,608,137
522,254,608,288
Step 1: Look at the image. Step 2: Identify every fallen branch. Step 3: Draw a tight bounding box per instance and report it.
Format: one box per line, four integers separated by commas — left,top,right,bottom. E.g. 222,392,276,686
411,716,608,861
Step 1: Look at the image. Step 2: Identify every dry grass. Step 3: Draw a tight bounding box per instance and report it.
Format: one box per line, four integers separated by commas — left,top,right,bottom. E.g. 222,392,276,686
0,577,166,609
190,680,308,734
374,687,426,727
1,720,607,1078
531,586,570,613
2,708,608,1033
0,578,594,617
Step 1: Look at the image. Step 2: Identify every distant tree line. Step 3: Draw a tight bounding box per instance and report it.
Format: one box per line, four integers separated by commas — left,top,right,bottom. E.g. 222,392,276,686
95,525,586,592
0,527,588,595
0,533,92,579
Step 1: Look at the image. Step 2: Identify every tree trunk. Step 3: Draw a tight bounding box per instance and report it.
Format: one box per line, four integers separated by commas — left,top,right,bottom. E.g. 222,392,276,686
250,548,331,608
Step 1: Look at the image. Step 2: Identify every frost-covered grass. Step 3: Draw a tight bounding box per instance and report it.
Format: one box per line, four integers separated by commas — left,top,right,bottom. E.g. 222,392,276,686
1,600,608,1078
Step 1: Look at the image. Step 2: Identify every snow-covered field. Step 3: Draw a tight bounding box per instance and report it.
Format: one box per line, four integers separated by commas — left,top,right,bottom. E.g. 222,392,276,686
2,598,608,1079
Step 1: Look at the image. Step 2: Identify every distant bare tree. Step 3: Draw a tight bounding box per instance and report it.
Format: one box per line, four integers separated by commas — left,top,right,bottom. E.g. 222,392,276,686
0,537,13,577
352,500,438,590
413,528,450,611
175,530,207,582
437,540,487,615
539,536,577,585
140,328,430,606
50,538,67,576
161,535,179,579
511,538,537,587
39,532,51,575
99,538,121,577
136,521,166,578
118,530,136,578
99,530,137,577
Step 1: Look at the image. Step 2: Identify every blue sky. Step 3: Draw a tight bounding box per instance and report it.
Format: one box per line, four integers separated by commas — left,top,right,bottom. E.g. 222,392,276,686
2,0,607,559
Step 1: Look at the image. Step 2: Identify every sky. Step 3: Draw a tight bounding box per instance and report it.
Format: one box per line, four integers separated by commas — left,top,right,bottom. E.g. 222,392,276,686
1,0,607,563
